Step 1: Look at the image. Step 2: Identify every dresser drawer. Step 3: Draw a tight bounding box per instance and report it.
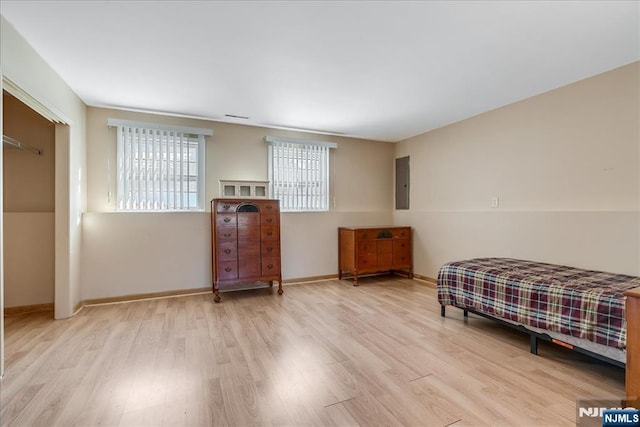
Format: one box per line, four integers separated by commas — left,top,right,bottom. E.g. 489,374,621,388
392,228,410,239
357,241,376,255
217,226,237,241
216,213,236,227
260,201,279,213
357,253,377,269
217,242,237,260
261,241,280,257
261,225,279,240
356,229,378,240
215,201,239,213
261,214,278,226
217,260,238,280
262,258,281,276
392,248,411,267
393,239,410,254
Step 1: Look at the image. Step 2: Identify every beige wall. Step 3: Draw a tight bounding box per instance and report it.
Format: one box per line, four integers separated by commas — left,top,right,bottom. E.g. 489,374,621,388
2,91,55,307
1,16,87,376
3,92,55,212
395,62,640,277
82,107,394,299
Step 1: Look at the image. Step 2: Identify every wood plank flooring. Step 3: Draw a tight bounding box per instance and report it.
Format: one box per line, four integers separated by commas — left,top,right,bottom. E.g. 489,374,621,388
0,277,625,426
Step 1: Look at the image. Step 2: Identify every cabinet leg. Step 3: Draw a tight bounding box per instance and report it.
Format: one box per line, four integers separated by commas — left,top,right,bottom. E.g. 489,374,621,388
353,275,359,286
277,281,284,295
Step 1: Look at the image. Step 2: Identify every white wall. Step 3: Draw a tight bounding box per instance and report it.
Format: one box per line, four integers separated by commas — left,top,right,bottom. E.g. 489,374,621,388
81,107,394,299
395,62,640,277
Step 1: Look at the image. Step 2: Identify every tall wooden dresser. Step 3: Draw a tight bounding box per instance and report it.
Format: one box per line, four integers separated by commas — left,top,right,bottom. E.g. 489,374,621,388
211,198,282,302
338,226,413,285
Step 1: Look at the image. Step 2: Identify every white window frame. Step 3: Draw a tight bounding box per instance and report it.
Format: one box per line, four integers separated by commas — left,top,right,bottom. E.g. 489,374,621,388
266,135,337,212
108,119,212,212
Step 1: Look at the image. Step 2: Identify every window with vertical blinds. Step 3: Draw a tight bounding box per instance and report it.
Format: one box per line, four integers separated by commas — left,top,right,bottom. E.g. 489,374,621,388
109,119,212,211
266,135,337,212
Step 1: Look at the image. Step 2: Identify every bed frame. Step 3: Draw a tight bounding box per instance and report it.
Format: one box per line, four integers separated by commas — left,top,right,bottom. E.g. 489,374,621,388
440,305,626,368
441,286,640,403
626,287,640,402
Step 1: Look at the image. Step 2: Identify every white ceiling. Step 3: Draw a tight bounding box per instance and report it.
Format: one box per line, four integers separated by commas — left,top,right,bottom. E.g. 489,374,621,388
1,1,638,142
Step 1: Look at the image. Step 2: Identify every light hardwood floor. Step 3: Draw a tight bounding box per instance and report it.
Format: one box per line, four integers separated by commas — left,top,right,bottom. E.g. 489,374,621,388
1,277,624,426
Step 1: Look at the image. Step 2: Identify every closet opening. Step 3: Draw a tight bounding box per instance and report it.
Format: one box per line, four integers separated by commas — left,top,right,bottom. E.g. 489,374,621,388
2,90,56,319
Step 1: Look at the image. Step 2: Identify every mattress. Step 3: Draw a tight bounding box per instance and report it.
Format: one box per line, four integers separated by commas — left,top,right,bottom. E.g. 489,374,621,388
437,258,640,349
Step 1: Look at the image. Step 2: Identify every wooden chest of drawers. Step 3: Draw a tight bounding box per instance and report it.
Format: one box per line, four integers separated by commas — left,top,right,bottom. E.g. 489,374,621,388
338,226,413,285
211,198,282,302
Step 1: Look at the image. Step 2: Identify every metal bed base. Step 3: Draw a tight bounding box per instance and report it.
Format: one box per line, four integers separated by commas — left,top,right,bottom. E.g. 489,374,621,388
440,305,625,369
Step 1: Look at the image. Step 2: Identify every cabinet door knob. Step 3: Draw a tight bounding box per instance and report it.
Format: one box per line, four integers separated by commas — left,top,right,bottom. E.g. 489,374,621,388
224,249,231,254
224,267,232,272
223,217,231,223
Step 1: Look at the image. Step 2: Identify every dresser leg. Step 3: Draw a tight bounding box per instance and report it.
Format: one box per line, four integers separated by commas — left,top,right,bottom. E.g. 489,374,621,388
277,281,284,295
353,275,359,286
213,284,221,303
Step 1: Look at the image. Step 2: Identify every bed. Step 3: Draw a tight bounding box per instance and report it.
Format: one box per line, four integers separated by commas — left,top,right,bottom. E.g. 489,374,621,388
437,257,640,368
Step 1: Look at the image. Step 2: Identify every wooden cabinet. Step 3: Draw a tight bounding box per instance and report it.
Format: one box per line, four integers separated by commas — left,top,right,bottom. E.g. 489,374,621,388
211,198,282,302
338,226,413,285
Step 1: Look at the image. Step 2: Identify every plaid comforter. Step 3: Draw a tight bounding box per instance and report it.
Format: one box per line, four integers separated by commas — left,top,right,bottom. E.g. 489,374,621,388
437,258,640,349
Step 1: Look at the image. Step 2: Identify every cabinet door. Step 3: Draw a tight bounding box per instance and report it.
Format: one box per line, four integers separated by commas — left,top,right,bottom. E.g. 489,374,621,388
239,259,261,279
377,240,393,270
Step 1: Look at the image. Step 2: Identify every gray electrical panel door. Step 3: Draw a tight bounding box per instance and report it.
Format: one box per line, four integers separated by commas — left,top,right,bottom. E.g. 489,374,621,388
395,156,410,210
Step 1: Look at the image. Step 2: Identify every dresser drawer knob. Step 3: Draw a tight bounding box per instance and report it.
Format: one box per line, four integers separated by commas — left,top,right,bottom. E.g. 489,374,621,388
223,204,230,210
266,205,273,210
223,233,231,238
266,247,273,252
224,267,232,272
267,264,273,269
266,217,273,223
266,231,273,237
363,233,368,238
223,217,231,223
224,249,231,254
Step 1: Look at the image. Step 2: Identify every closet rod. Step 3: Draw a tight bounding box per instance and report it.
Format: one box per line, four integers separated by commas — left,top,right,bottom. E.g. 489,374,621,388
2,135,42,155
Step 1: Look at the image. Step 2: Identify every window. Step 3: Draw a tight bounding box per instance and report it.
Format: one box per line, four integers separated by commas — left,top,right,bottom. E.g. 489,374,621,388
108,119,212,211
266,135,337,212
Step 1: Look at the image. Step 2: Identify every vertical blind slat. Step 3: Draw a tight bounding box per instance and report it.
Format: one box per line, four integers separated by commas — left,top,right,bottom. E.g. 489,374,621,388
269,141,331,212
116,125,204,211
